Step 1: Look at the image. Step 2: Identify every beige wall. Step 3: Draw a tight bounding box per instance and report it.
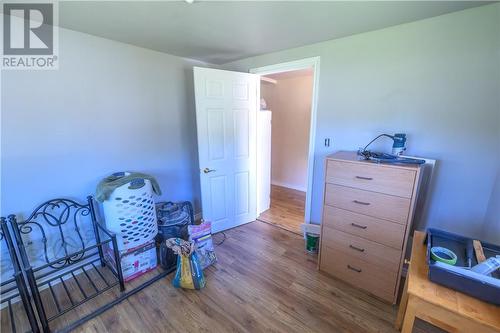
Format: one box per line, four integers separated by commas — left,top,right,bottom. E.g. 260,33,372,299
261,73,313,192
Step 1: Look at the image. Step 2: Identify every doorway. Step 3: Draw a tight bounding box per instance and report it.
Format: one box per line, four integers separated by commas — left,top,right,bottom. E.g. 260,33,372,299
193,58,319,234
251,58,320,234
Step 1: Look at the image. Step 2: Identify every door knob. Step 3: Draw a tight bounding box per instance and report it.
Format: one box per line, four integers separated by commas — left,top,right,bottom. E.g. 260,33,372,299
203,168,216,174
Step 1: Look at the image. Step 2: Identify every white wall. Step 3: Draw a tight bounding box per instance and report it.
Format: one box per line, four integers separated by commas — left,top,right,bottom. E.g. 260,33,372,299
223,3,500,239
1,28,207,218
261,74,313,192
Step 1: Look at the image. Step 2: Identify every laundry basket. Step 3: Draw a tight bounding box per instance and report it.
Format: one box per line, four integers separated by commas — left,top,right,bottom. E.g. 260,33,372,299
102,172,158,251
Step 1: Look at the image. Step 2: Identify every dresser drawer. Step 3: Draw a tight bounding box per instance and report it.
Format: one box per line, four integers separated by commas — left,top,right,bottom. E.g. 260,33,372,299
323,206,406,249
320,245,397,302
326,160,416,198
322,227,402,272
325,184,411,224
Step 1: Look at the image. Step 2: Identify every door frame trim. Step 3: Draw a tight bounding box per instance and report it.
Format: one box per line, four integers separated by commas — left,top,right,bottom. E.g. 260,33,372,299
250,56,320,225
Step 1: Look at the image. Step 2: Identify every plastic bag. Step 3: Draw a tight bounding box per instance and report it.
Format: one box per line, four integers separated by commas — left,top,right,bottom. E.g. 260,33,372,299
188,221,217,269
165,238,206,290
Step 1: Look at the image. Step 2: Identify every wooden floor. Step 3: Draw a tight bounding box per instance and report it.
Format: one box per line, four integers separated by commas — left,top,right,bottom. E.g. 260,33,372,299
1,257,147,332
258,185,305,234
74,221,441,333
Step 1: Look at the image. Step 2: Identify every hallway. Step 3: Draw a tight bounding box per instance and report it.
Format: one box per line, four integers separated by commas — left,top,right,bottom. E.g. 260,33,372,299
258,185,305,234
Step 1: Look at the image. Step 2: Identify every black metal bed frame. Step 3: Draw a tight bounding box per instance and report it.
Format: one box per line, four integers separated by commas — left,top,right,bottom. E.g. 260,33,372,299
7,196,125,333
0,218,40,333
1,195,178,333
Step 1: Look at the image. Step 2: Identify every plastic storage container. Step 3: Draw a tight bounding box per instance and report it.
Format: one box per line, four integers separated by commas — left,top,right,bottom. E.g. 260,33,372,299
426,228,500,305
102,173,158,251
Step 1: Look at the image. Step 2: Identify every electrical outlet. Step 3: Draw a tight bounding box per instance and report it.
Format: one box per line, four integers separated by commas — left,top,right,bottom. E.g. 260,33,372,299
324,138,331,147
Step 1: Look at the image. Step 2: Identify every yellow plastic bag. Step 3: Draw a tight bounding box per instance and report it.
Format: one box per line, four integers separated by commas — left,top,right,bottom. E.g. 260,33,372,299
165,238,206,290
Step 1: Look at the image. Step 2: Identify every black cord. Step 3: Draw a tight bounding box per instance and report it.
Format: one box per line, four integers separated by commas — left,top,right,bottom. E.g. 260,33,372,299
214,232,227,246
362,133,395,151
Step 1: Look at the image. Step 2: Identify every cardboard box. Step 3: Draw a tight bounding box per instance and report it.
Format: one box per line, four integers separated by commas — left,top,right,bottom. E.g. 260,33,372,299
104,240,157,282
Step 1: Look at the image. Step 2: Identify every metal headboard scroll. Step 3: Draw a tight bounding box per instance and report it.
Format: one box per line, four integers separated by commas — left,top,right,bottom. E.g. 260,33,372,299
9,198,93,270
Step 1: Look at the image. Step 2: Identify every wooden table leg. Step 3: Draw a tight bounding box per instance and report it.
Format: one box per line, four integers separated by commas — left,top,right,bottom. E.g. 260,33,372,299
395,277,409,330
401,295,417,333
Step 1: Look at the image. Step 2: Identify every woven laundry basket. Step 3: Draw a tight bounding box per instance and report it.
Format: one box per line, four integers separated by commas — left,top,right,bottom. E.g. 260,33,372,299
102,173,158,251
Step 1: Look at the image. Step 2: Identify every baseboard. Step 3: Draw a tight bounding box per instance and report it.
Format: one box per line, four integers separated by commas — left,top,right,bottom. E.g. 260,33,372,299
271,181,306,192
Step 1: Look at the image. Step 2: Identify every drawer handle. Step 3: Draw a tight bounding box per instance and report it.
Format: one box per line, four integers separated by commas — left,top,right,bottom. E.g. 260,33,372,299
347,265,362,273
353,200,370,206
351,223,367,229
355,176,373,180
349,244,365,252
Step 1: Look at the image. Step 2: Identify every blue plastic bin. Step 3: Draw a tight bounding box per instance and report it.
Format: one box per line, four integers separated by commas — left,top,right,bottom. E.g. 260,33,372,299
426,228,500,305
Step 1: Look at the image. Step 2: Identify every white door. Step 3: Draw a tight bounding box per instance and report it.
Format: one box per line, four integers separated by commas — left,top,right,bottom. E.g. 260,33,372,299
193,67,259,233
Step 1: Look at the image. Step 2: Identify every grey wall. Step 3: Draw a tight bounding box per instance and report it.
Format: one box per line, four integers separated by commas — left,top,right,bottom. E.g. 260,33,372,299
1,28,206,218
483,167,500,243
223,3,500,239
2,4,498,243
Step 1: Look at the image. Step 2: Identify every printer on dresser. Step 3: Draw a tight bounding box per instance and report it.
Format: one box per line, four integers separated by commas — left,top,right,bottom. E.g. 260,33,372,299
318,151,423,304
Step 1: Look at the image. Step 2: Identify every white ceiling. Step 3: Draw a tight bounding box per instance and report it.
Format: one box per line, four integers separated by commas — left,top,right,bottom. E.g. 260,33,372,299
59,1,492,64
